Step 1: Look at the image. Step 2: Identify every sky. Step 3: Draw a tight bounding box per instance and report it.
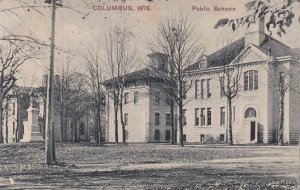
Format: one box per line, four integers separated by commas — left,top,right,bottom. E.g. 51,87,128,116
1,0,300,87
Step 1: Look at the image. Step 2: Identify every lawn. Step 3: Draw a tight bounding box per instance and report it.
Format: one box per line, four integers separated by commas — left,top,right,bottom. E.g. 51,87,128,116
0,143,299,189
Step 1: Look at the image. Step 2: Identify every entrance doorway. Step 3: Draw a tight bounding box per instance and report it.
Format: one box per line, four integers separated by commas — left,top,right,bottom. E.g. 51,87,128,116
250,121,256,141
245,107,257,143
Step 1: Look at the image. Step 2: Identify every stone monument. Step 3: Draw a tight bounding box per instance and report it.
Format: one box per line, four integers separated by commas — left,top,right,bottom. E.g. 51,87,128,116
21,91,44,142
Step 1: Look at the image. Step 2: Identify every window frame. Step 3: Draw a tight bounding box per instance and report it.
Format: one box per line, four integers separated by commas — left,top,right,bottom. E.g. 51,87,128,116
166,113,171,126
200,108,205,126
195,108,199,126
154,129,160,141
244,70,258,91
207,78,212,98
220,107,225,126
207,107,212,126
155,112,160,125
124,92,129,104
124,113,129,125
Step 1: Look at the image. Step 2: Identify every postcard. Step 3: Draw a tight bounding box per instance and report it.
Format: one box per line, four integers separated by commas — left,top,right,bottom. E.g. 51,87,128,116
0,0,299,189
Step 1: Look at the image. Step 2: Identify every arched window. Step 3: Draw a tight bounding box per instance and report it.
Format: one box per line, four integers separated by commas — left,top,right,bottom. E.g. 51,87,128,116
245,108,256,118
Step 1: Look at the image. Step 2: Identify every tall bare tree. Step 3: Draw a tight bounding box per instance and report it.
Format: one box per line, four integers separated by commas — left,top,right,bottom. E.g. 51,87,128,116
266,53,300,145
104,26,136,144
148,14,204,147
216,35,244,145
0,41,38,143
82,42,106,145
55,60,72,142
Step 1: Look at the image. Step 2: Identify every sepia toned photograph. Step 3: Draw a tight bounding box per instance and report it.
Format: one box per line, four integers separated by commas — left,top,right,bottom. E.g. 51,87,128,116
0,0,300,189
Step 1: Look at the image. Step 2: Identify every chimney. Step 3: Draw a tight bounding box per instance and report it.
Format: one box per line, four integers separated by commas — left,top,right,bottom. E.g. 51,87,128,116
244,1,265,46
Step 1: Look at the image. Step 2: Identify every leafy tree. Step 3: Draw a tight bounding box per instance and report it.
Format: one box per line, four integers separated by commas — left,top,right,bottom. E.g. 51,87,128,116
214,0,300,37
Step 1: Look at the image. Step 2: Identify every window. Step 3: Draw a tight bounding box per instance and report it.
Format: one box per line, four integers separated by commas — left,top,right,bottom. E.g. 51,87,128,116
124,113,128,125
154,92,160,104
244,70,258,91
183,109,187,126
13,122,15,134
166,113,171,126
219,134,225,142
155,113,160,125
124,92,129,104
195,108,199,126
220,77,225,97
79,123,84,135
207,108,212,126
200,79,205,99
200,134,205,142
165,130,171,141
134,91,139,104
245,108,256,118
207,78,212,98
200,108,205,126
12,103,15,115
154,130,160,141
195,80,200,99
220,107,225,126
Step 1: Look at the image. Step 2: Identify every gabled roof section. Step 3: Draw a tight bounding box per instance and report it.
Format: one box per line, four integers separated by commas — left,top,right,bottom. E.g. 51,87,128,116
257,35,300,59
187,37,245,71
187,34,299,72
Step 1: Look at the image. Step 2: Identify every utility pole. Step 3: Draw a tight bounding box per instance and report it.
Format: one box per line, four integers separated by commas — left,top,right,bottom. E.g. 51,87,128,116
45,0,56,165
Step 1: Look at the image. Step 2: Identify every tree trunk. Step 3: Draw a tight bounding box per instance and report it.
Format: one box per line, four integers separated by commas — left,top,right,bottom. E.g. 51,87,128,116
5,104,8,143
94,115,99,143
119,97,126,144
63,116,67,141
170,100,175,145
228,99,233,145
72,120,77,143
114,100,119,144
52,120,56,162
60,107,64,141
178,100,184,147
95,104,102,145
43,97,47,139
120,111,126,144
0,99,3,143
278,95,284,145
77,121,80,143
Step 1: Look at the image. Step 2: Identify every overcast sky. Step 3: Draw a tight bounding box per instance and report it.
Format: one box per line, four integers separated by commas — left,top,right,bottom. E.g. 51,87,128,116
1,0,300,87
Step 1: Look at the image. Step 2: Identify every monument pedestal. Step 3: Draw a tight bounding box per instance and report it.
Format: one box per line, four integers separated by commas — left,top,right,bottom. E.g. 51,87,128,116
21,107,44,143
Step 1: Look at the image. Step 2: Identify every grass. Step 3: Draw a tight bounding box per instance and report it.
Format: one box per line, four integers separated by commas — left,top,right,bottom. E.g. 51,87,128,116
0,142,299,189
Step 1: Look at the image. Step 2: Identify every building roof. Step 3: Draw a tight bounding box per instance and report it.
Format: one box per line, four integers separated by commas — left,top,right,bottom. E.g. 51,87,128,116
187,34,300,71
103,33,300,83
103,68,158,85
